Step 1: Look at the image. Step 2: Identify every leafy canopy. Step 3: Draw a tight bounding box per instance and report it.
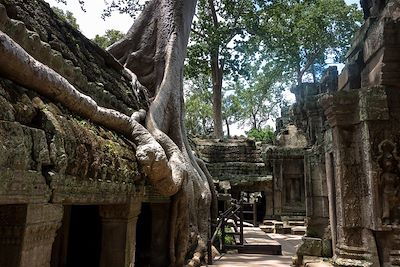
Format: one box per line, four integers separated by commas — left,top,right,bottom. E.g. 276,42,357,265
93,29,125,49
52,6,80,30
184,75,214,136
249,0,363,82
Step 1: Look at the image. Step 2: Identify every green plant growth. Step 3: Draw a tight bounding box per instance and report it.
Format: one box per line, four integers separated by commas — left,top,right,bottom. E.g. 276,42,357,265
248,0,363,84
216,227,236,246
184,75,214,136
186,0,259,138
52,7,80,30
246,126,275,143
93,29,125,49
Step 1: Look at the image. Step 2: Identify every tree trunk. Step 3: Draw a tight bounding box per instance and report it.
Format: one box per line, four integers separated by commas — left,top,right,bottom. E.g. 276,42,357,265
225,118,230,138
108,1,216,266
211,51,224,139
312,63,316,83
252,112,258,130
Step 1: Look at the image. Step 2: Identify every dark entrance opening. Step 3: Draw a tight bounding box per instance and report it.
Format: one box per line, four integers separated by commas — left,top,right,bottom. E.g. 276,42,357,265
67,205,102,267
135,202,152,267
135,202,171,267
51,205,102,267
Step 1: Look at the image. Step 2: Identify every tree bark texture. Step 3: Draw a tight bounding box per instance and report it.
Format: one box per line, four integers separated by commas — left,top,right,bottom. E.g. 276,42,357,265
0,0,217,266
109,0,217,266
211,51,224,139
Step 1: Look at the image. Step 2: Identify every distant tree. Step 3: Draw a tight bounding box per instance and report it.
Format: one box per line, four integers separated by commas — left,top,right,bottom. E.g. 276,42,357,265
185,0,257,138
222,93,241,137
184,76,214,136
250,0,363,84
93,29,125,49
229,62,285,131
52,6,80,30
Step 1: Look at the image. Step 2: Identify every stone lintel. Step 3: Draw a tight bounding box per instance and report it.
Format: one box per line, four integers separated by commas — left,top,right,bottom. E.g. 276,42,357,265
321,87,389,129
320,92,359,128
49,173,146,205
0,169,51,205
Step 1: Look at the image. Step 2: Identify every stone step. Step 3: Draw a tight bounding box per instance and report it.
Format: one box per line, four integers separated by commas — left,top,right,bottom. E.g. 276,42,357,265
234,243,282,255
303,256,334,267
288,220,305,226
263,219,276,226
305,262,333,267
291,226,306,235
259,225,274,233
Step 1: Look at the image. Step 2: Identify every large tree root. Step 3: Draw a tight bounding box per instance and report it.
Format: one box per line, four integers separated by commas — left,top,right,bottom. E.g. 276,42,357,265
0,30,185,197
107,0,218,266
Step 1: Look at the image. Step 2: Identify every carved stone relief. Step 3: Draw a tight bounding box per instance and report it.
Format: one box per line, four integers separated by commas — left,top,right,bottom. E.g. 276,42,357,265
378,140,400,225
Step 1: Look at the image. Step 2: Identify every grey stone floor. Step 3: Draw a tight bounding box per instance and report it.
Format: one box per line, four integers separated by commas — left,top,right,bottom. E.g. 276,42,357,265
206,231,302,267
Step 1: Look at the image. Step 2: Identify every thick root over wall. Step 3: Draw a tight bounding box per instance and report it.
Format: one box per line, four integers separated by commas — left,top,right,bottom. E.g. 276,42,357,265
0,0,217,266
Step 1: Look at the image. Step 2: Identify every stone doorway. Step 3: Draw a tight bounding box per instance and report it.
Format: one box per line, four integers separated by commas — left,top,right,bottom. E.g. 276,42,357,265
51,205,102,267
135,202,171,267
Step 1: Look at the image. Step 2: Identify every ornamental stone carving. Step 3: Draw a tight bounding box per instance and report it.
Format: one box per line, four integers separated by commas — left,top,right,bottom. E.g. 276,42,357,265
378,140,400,225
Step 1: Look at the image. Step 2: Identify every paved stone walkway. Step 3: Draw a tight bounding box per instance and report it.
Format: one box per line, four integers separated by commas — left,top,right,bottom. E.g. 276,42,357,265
207,230,302,267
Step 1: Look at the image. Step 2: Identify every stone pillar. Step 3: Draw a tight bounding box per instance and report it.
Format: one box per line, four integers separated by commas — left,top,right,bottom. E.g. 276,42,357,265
99,200,141,267
265,188,274,218
0,204,63,267
321,87,390,266
273,159,283,217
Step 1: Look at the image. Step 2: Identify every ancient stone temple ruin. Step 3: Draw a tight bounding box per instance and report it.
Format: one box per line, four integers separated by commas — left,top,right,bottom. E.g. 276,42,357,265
264,118,308,220
194,122,308,224
1,0,400,266
0,1,173,266
293,1,400,266
193,138,274,221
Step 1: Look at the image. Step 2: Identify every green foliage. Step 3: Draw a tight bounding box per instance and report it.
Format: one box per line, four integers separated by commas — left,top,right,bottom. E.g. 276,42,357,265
185,0,255,78
93,29,125,49
249,0,363,83
246,126,275,143
184,76,214,136
224,62,286,131
52,6,80,30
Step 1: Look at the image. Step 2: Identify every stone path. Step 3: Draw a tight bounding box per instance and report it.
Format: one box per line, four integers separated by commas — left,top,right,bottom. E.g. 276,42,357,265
207,229,302,267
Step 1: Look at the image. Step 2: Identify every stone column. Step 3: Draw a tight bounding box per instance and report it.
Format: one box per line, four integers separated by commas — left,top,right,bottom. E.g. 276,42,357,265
321,87,390,266
99,200,141,267
273,159,283,217
0,204,63,267
265,188,274,218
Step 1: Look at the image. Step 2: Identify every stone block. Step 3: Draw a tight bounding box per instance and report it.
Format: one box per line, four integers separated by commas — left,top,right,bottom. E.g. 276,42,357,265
292,226,306,236
321,238,332,257
297,237,322,257
0,204,63,267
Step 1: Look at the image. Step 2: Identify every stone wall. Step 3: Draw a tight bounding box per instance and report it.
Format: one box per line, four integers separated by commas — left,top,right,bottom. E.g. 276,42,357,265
194,132,307,220
263,122,307,219
294,1,400,265
0,1,155,266
291,78,333,259
193,138,274,218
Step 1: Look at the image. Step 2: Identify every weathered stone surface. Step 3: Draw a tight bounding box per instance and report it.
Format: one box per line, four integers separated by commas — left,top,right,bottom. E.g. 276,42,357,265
0,1,149,116
0,204,63,267
297,237,323,257
0,0,149,205
0,79,145,204
315,2,400,265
